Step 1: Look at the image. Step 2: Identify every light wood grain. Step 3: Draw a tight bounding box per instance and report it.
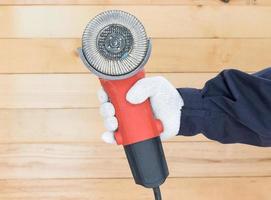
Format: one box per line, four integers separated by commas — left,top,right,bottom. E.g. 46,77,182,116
0,143,269,179
0,177,270,200
0,108,207,143
0,0,249,5
0,39,269,73
0,3,270,200
1,6,271,38
0,73,216,108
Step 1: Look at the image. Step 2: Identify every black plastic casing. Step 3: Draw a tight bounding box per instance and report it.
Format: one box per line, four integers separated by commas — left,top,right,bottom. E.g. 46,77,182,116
124,136,169,188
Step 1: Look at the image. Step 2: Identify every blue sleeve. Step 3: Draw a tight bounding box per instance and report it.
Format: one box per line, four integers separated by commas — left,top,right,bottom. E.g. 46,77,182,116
177,68,271,147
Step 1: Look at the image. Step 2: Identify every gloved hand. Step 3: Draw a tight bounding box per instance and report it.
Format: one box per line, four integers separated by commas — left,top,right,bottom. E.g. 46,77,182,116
98,76,184,144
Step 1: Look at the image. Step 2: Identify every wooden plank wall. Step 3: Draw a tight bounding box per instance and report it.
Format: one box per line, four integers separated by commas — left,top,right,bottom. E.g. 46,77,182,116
0,1,270,199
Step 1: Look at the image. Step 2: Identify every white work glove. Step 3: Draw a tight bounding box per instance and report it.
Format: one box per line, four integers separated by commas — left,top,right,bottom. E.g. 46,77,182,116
98,76,184,144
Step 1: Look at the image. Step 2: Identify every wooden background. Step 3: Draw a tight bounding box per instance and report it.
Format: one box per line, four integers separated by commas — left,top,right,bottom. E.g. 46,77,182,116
0,0,271,199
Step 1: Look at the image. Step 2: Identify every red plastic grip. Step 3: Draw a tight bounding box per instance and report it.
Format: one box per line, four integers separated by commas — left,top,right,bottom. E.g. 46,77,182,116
100,70,163,146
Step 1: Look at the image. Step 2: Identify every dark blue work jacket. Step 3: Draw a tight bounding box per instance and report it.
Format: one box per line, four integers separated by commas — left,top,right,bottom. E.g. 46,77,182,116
178,68,271,147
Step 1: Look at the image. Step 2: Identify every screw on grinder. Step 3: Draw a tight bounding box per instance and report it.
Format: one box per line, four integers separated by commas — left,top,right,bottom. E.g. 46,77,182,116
78,10,169,200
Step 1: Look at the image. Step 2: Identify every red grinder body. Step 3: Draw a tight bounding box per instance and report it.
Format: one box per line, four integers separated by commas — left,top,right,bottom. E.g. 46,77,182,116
100,70,163,145
100,70,169,188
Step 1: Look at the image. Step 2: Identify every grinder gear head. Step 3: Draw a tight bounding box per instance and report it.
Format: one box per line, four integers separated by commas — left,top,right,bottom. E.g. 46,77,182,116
79,10,151,80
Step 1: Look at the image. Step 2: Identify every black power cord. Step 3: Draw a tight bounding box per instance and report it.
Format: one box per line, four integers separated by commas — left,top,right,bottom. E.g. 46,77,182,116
153,187,162,200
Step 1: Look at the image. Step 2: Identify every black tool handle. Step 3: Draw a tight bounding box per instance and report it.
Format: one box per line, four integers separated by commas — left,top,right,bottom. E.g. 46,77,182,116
124,136,169,188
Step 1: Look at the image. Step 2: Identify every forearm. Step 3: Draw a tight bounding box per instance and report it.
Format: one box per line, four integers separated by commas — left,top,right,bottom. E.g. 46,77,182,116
177,68,271,147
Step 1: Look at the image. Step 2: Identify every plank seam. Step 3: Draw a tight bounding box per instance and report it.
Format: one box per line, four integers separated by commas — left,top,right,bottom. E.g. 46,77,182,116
0,176,270,181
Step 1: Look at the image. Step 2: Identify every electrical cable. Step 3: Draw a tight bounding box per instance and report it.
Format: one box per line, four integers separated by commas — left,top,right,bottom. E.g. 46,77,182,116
153,187,162,200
